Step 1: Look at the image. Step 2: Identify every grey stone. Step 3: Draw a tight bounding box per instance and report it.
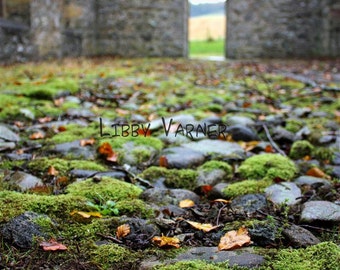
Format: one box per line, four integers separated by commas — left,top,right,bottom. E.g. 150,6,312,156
0,141,16,151
159,147,205,169
265,182,301,206
121,142,159,166
249,223,278,247
333,152,340,165
140,188,200,206
19,108,35,120
294,176,332,188
69,169,126,180
158,133,191,145
6,171,44,192
172,247,264,267
283,225,320,247
231,194,267,216
227,115,255,127
0,125,20,142
226,124,259,142
52,140,95,160
331,166,340,179
150,114,196,130
1,212,50,248
196,169,227,187
182,139,244,158
208,183,229,200
67,108,95,118
5,153,32,160
272,127,295,143
300,201,340,223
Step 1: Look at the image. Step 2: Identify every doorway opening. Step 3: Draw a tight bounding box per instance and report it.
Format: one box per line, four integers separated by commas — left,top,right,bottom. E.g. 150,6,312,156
188,0,226,60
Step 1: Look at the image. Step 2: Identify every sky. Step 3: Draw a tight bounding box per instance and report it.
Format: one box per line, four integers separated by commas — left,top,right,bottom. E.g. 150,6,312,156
189,0,225,5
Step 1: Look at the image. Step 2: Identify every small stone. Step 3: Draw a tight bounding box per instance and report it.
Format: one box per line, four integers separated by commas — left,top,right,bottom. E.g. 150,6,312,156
265,182,301,206
300,201,340,223
294,176,331,188
231,194,267,216
283,224,320,247
196,169,227,187
52,140,96,160
67,108,95,118
0,125,20,142
226,124,259,142
227,115,255,127
6,171,44,192
0,141,16,151
159,147,205,169
208,183,229,200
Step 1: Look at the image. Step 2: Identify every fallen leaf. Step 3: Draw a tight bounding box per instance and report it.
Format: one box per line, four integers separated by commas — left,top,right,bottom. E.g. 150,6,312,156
211,199,232,204
29,132,45,140
159,156,168,168
98,142,113,156
70,210,102,219
58,126,67,132
38,116,52,123
80,138,95,146
218,227,251,251
179,199,195,208
265,145,273,153
200,185,213,194
137,128,152,137
239,141,259,152
186,220,220,232
116,224,131,239
106,152,119,162
14,121,24,128
40,239,67,251
47,166,59,176
152,235,180,248
306,167,330,179
54,97,65,107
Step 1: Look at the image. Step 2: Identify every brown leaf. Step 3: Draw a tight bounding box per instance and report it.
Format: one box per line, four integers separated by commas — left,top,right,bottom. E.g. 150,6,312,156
159,156,168,168
200,185,213,194
306,167,330,179
58,126,67,132
70,211,102,219
265,145,273,153
116,224,131,239
179,199,195,208
29,132,45,140
80,138,95,147
211,199,232,204
38,116,52,123
54,97,65,107
47,166,59,176
186,220,220,233
152,235,180,248
218,227,251,251
40,239,67,251
98,142,113,156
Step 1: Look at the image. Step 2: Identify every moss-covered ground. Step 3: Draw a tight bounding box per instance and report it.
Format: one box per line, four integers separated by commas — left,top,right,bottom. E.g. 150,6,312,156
0,58,339,269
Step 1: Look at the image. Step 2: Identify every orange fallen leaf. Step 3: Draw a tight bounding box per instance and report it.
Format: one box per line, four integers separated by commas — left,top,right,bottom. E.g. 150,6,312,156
179,199,195,208
239,141,259,152
306,167,330,179
80,138,95,147
14,121,24,128
98,142,113,156
116,224,131,239
106,152,119,162
200,185,213,194
159,156,168,168
58,126,67,132
47,166,59,176
186,220,220,232
70,211,102,219
40,239,67,251
152,235,180,248
265,145,273,153
211,199,232,204
29,132,45,140
218,227,251,251
38,116,52,123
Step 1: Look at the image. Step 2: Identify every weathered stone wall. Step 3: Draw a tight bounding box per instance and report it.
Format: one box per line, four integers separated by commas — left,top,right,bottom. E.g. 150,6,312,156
227,0,340,58
95,0,188,57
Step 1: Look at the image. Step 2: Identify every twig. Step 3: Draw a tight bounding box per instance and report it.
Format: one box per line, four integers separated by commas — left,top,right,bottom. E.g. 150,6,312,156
299,224,338,233
262,124,287,156
96,233,123,244
216,204,227,226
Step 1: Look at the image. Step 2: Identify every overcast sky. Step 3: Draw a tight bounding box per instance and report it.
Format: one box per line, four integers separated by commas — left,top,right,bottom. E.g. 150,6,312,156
189,0,225,5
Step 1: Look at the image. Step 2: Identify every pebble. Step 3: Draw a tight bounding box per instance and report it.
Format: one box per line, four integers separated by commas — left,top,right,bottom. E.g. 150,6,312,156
282,224,320,247
265,182,301,206
226,124,259,142
0,125,20,142
159,147,205,169
6,171,44,192
300,201,340,223
226,115,255,127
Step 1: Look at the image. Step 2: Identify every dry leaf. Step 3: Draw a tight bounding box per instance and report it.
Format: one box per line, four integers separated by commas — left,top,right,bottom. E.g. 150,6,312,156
265,145,273,153
179,199,195,208
40,239,67,251
152,235,180,248
98,142,113,156
200,185,213,194
186,220,220,232
38,116,52,123
306,167,330,179
29,132,45,140
47,166,59,176
218,227,251,251
58,126,67,132
54,97,65,107
159,156,168,168
116,224,131,239
80,138,95,146
212,199,232,204
239,141,259,152
70,210,102,219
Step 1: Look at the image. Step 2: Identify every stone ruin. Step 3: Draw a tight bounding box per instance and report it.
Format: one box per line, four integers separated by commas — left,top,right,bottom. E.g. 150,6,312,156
0,0,339,63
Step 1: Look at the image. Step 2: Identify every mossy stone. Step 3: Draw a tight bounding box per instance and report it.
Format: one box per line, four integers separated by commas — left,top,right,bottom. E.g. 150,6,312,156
289,140,314,160
199,160,233,176
238,154,297,181
223,179,272,198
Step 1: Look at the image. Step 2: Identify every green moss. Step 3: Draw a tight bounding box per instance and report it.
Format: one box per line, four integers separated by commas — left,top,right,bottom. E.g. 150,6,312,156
66,177,142,202
285,119,304,133
312,147,335,162
33,216,56,236
140,166,198,190
267,242,340,270
131,147,153,164
49,124,98,144
199,160,233,176
0,94,31,120
115,199,154,219
238,154,297,181
289,140,314,160
223,179,272,198
91,244,141,270
0,191,87,222
0,160,25,170
28,158,106,175
101,136,163,151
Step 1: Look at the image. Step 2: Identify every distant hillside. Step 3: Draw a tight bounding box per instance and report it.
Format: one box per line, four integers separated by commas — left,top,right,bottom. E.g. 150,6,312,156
190,2,225,17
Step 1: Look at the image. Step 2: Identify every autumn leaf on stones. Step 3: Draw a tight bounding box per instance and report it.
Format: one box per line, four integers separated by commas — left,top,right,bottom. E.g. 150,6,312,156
116,224,130,239
218,227,251,251
152,235,180,249
186,220,220,232
40,239,67,251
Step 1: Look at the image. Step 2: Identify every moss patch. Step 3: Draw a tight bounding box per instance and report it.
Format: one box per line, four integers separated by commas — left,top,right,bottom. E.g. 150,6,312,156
49,123,98,144
199,160,233,177
238,154,297,181
100,136,163,151
154,260,231,270
140,166,198,190
223,179,272,198
289,140,314,160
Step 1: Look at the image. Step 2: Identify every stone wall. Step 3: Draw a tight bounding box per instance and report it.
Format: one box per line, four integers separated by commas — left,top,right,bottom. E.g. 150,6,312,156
226,0,340,58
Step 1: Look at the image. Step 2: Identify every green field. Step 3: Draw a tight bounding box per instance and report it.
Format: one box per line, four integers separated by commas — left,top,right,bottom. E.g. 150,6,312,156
189,39,224,57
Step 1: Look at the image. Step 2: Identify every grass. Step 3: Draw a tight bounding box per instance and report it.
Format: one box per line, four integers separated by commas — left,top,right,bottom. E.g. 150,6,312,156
189,39,224,57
